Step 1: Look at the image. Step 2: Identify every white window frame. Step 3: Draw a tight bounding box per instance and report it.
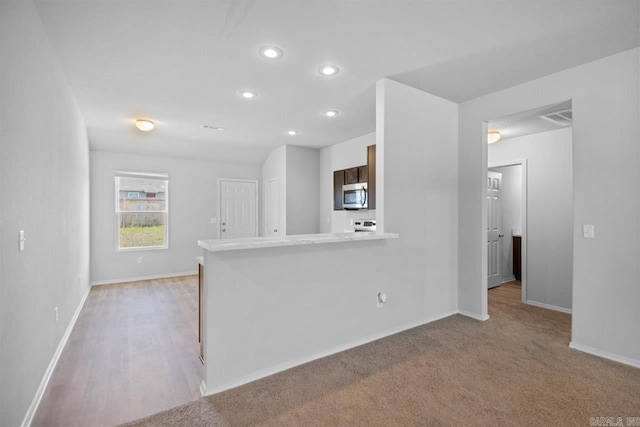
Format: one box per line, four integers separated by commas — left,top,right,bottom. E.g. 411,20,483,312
115,171,169,251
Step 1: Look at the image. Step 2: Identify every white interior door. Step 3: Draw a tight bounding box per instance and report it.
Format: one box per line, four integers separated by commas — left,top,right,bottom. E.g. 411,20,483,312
487,171,502,288
219,179,258,239
265,178,279,237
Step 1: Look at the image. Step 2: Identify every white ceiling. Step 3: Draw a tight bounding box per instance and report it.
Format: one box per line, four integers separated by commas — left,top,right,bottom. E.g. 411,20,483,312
34,1,639,165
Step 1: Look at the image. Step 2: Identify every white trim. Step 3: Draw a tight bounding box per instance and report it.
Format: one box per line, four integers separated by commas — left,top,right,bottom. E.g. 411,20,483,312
501,276,516,284
21,286,91,427
264,177,279,237
90,270,197,286
202,310,458,396
217,178,259,239
526,299,572,314
569,342,640,369
458,310,490,321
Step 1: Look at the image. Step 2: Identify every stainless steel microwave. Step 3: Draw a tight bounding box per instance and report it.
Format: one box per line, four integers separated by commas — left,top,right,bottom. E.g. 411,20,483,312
343,183,367,210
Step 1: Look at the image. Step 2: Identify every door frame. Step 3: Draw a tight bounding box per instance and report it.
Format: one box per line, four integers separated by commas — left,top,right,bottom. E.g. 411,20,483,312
217,178,259,239
487,159,528,303
264,177,279,237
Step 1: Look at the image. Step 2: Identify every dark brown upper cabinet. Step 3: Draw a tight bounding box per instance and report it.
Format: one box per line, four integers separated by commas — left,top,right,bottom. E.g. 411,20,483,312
358,165,368,183
333,170,344,210
333,145,376,210
344,167,359,184
367,144,376,210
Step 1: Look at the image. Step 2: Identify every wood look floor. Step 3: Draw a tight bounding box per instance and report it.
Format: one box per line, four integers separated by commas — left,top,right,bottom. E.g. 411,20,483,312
489,279,522,300
32,276,203,427
32,278,526,426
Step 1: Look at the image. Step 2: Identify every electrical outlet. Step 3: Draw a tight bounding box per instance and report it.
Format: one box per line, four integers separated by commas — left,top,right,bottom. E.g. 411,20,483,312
54,307,59,322
137,257,143,264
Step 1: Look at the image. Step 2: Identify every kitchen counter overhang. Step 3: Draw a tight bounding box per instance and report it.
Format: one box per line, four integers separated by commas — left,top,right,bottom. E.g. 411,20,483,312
198,231,398,252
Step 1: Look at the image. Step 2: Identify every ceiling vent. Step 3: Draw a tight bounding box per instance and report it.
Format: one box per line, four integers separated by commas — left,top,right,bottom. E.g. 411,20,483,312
539,109,573,126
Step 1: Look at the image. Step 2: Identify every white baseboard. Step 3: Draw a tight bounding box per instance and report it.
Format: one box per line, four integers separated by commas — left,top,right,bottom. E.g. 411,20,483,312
202,310,458,396
525,299,572,314
569,342,640,369
458,310,490,321
90,270,197,286
501,276,516,284
21,286,91,427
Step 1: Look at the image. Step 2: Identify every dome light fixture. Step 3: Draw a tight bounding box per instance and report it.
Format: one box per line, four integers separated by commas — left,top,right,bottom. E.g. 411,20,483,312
488,130,502,144
318,65,340,76
324,110,339,117
287,130,298,136
135,119,155,132
239,90,257,99
259,46,283,59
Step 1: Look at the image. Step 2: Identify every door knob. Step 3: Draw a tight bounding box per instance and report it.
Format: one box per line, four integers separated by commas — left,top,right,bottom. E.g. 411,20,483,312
274,229,278,233
222,228,226,232
222,222,226,226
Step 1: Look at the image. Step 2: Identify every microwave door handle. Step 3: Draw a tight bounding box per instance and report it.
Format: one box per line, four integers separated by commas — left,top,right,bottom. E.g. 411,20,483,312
362,187,367,207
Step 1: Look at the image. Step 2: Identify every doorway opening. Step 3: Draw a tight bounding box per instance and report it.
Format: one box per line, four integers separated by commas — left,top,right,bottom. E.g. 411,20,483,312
484,100,574,315
488,160,527,302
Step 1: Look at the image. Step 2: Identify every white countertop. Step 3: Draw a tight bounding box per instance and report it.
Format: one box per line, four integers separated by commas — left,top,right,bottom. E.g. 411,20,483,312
198,232,398,252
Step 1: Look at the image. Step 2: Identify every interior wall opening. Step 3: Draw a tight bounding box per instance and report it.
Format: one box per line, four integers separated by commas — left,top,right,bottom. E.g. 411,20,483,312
484,100,574,316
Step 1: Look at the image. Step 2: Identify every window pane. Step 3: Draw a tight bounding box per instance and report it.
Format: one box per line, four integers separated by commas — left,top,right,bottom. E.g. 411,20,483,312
118,177,167,212
119,213,166,248
116,174,168,250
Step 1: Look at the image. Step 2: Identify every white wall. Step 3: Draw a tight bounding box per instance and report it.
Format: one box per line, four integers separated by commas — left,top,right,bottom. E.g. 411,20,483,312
490,128,573,310
319,132,375,233
262,145,287,236
380,78,459,317
459,48,640,364
286,146,320,235
202,78,460,393
0,1,90,425
488,165,522,282
90,151,261,284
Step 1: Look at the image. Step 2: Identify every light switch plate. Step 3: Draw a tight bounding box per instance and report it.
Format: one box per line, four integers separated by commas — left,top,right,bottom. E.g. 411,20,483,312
583,224,595,239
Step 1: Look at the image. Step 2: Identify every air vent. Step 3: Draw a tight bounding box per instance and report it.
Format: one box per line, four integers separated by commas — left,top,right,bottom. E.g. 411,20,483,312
539,109,573,126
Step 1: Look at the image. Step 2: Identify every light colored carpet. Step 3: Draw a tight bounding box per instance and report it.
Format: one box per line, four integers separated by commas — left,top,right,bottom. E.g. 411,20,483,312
122,283,640,426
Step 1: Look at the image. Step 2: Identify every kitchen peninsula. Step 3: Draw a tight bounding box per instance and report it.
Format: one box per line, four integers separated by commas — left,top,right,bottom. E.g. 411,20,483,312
197,231,399,396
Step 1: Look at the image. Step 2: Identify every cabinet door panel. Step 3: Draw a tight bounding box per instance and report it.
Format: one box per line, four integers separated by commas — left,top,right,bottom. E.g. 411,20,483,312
367,145,376,210
345,167,359,184
358,165,368,183
333,170,344,210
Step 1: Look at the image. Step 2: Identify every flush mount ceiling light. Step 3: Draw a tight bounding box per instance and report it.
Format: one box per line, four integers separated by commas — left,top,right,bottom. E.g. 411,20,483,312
487,130,502,144
239,90,257,99
318,65,340,76
202,125,224,131
287,130,298,136
259,46,283,59
324,110,339,117
135,119,154,132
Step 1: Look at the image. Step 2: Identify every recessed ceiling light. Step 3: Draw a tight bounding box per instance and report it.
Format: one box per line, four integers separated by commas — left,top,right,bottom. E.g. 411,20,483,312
239,90,257,99
318,65,340,76
135,119,154,132
202,125,224,131
259,46,283,59
488,130,502,144
287,130,298,136
324,110,339,117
